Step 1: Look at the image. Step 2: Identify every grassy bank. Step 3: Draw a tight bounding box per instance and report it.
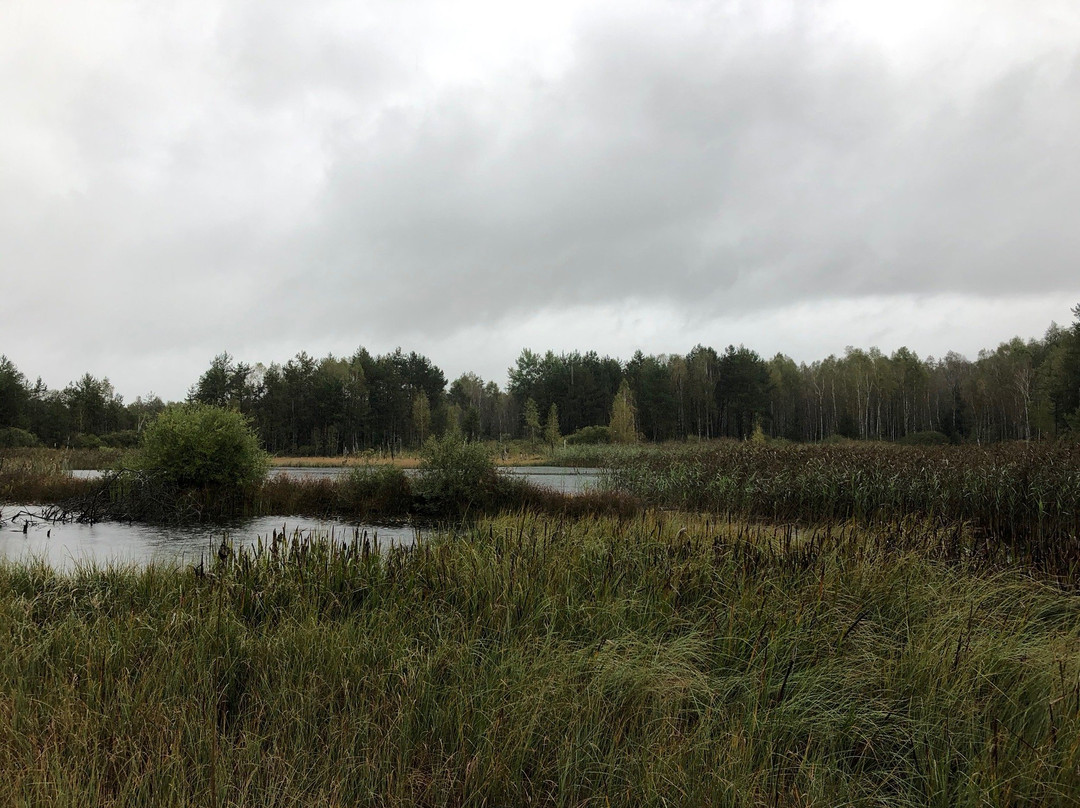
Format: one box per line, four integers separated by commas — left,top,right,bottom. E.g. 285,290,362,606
2,513,1078,806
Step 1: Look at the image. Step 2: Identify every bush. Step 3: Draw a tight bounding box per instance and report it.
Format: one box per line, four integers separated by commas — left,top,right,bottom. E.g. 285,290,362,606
897,430,951,446
132,403,269,489
566,425,611,446
416,434,499,513
340,465,413,514
0,427,40,448
99,430,140,449
71,433,102,450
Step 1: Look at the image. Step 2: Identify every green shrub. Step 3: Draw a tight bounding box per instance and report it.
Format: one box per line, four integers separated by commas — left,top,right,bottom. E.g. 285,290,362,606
897,430,951,445
566,425,611,446
417,434,499,513
0,427,40,448
71,432,102,450
750,422,767,444
132,403,269,489
99,429,140,449
340,464,413,514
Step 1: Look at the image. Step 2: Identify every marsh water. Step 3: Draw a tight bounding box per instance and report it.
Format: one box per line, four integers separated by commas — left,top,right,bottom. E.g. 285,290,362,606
0,506,421,571
3,466,602,570
72,466,604,494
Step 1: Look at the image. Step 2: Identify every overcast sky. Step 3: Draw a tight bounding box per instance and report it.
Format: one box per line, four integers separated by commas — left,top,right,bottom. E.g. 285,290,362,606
3,0,1079,401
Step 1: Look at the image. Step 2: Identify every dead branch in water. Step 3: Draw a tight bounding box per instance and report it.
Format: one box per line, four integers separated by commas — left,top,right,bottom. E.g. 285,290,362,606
34,469,203,525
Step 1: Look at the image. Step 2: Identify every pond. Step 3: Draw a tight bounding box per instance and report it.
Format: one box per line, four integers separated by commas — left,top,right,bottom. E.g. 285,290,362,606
0,505,421,572
23,466,605,569
72,466,605,495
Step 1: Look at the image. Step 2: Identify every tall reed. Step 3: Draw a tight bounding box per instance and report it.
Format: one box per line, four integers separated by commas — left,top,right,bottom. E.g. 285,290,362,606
602,442,1080,578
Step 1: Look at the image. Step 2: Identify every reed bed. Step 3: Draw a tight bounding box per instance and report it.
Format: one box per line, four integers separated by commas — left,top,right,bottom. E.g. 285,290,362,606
0,446,124,470
273,444,548,469
600,442,1080,579
1,513,1078,806
271,454,423,469
0,450,95,504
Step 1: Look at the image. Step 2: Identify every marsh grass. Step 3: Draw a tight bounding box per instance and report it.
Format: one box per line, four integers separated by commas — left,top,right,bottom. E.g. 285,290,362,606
11,440,1080,584
597,442,1080,579
251,464,414,518
272,454,424,469
273,442,549,469
1,513,1079,806
0,446,124,471
0,449,94,503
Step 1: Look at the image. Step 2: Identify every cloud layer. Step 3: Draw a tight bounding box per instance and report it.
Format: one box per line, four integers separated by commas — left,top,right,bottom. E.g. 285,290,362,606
3,0,1079,398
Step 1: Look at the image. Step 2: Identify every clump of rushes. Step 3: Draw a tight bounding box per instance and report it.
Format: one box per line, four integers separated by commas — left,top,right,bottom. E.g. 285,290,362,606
0,448,92,503
338,464,413,514
1,513,1079,805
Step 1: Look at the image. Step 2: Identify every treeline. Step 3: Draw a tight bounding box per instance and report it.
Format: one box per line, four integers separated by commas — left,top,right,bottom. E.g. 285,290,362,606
2,306,1079,452
503,321,1080,444
188,349,448,455
0,363,164,450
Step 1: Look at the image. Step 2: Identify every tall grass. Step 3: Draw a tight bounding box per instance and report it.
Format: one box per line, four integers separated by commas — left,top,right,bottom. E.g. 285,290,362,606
549,441,669,468
0,449,94,503
600,442,1080,578
1,513,1078,805
0,446,124,470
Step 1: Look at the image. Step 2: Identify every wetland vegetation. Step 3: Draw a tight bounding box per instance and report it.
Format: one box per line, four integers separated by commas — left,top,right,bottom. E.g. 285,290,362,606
3,429,1080,804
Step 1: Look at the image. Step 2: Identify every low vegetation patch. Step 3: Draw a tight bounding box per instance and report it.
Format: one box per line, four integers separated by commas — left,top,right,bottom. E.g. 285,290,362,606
0,449,103,503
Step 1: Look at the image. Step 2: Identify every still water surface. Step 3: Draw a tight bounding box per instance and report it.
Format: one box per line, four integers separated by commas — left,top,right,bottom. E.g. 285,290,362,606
24,466,603,569
72,466,604,494
3,467,604,570
0,506,421,571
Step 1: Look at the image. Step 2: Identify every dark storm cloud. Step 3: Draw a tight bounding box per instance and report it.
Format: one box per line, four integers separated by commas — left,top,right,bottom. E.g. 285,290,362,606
2,0,1079,398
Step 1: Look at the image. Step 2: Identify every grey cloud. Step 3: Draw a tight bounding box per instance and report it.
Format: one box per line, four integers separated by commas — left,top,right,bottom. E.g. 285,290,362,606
2,0,1080,398
289,6,1080,342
